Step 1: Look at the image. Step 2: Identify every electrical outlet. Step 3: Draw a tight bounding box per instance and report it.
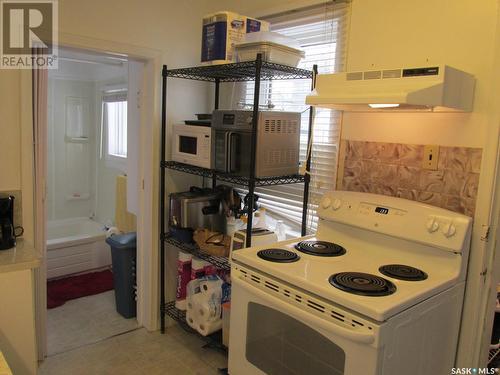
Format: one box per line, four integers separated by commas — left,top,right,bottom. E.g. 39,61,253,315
423,145,439,170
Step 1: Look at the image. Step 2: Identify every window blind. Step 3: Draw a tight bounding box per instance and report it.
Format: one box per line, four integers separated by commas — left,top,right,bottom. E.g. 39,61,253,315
102,90,128,159
241,1,350,232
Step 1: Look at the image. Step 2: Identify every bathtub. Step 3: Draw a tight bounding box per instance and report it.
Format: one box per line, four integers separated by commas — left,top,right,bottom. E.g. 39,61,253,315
47,218,111,279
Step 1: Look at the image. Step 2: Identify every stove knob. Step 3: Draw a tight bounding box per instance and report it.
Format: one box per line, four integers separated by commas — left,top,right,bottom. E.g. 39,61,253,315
332,199,342,210
442,222,457,238
321,197,332,209
426,217,439,233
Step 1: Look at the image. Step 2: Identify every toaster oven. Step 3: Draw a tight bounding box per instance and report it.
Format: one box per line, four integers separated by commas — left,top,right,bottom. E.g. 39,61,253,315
211,110,301,177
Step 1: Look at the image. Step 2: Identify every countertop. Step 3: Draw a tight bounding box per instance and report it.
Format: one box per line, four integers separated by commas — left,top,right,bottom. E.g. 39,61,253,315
0,240,41,273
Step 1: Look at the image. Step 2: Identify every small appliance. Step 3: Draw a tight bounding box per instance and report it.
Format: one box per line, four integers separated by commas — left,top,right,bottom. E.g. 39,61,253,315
211,110,301,177
229,191,472,375
229,228,277,259
306,64,475,112
171,124,211,168
0,196,17,250
169,188,225,242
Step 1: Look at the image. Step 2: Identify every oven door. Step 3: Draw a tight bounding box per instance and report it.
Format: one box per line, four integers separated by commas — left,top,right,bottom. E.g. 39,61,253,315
228,276,381,375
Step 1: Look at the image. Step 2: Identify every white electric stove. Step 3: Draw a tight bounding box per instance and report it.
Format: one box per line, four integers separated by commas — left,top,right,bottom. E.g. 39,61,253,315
228,191,472,375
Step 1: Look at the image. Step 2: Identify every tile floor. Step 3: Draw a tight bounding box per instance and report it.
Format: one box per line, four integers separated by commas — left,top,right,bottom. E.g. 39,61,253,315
39,325,227,374
42,291,226,374
47,291,138,355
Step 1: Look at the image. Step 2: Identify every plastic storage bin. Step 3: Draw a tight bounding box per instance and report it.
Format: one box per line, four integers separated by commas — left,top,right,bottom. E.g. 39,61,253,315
106,232,137,318
235,31,305,67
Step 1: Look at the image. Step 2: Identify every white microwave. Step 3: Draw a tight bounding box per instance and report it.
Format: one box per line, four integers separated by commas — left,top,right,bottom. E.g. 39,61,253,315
171,124,211,168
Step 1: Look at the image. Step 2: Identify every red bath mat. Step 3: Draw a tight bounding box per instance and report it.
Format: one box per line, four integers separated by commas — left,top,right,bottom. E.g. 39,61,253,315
47,270,114,309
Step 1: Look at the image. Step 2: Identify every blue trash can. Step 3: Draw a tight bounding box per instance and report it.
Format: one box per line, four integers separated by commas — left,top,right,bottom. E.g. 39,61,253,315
106,232,137,318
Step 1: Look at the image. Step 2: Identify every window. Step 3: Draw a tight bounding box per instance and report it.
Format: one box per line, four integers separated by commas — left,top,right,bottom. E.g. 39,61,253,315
240,2,350,233
102,90,127,169
106,101,127,158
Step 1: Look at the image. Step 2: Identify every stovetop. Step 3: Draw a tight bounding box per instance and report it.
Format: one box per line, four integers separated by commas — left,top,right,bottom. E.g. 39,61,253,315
232,234,463,322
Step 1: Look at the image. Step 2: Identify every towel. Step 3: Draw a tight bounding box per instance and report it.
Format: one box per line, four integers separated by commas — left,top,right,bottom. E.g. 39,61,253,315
115,175,136,232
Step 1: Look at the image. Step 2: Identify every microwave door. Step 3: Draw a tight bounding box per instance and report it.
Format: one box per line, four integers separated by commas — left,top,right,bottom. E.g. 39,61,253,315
178,135,198,156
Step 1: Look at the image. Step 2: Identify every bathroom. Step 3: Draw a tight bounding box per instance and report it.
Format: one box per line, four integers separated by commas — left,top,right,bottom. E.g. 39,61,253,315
45,47,140,355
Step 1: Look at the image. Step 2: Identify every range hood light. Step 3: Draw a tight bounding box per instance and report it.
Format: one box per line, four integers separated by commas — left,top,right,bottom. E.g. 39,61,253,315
368,103,400,109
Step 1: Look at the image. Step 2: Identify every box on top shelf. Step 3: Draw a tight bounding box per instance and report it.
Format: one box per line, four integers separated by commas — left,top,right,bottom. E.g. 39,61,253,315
201,11,270,65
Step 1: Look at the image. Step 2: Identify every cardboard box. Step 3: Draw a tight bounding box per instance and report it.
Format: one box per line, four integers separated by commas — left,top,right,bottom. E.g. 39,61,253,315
201,11,270,64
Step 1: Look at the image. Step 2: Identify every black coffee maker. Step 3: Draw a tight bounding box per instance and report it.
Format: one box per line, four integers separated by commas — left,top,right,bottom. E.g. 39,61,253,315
0,196,18,250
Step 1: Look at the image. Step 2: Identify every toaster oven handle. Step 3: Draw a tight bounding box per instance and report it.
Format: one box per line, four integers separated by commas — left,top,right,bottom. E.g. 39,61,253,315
233,276,376,345
225,131,230,172
228,132,239,173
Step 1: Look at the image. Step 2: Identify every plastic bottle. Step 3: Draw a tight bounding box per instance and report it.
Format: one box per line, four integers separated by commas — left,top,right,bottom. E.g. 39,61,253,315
254,207,267,229
275,220,286,241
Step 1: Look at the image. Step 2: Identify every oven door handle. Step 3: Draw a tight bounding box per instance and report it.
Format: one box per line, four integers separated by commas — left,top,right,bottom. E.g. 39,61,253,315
233,276,376,345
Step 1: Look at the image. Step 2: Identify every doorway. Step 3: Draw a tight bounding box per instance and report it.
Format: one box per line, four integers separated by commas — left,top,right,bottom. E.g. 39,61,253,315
43,47,143,355
26,37,161,362
19,44,166,363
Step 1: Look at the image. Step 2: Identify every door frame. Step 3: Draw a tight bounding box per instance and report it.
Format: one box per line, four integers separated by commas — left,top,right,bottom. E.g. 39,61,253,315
21,33,163,359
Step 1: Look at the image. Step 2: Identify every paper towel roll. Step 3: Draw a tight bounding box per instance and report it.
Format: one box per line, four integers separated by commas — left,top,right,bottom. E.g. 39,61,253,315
198,301,219,321
197,319,223,336
191,258,208,280
175,251,193,311
178,251,192,262
199,279,223,294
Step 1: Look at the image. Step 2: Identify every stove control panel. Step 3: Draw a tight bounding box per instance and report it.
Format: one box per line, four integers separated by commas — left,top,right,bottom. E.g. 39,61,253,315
358,202,406,217
317,191,472,253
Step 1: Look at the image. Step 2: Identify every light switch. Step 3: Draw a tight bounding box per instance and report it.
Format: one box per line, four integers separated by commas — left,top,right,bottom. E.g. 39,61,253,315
423,145,439,170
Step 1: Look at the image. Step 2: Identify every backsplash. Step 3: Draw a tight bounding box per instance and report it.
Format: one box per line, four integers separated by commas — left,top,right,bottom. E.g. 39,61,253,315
0,190,23,228
337,140,482,216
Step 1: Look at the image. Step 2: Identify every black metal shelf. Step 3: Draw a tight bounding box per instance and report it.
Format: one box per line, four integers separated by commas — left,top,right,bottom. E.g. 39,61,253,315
159,54,318,335
164,234,231,271
163,301,228,353
163,161,305,186
166,60,312,82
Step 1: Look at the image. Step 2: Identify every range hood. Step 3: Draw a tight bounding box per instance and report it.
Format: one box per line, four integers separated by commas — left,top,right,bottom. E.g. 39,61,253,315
306,65,475,112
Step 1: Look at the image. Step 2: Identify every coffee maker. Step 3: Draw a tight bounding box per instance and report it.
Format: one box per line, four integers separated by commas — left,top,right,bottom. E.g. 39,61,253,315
0,196,17,250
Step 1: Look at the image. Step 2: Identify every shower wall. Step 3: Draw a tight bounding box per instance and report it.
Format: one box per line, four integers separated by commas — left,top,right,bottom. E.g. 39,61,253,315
47,78,128,224
47,78,97,221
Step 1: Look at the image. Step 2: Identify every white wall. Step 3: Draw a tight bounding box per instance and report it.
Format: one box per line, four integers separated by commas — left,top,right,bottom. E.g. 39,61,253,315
0,71,21,191
341,0,500,367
